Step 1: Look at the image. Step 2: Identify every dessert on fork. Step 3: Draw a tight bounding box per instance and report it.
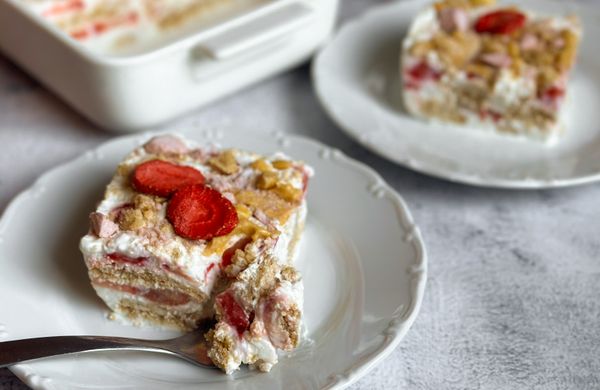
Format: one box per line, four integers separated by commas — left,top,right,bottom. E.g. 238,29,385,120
79,134,312,373
401,0,582,142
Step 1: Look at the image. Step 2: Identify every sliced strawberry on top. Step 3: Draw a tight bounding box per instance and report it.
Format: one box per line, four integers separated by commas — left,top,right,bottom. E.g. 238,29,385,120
167,184,238,240
131,160,205,198
474,10,526,35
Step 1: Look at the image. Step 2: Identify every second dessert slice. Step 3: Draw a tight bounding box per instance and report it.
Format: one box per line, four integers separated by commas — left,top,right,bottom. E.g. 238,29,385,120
401,0,582,142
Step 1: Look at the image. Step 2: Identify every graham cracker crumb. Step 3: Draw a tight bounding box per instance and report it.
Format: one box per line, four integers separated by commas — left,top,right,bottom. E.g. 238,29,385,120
280,305,301,349
205,325,236,372
281,266,301,283
119,208,145,231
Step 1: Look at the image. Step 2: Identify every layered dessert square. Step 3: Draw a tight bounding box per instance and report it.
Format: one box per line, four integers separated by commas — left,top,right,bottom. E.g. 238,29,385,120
401,0,582,141
80,134,312,373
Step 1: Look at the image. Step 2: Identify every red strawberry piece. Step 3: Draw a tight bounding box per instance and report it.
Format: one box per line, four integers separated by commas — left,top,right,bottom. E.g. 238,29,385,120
107,252,147,265
475,10,526,35
221,236,253,269
405,61,442,90
167,184,238,240
216,292,249,336
540,86,565,101
131,160,205,198
408,61,442,81
539,86,565,111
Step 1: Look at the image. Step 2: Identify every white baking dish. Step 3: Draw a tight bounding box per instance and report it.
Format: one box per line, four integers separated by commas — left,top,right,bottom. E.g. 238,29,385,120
0,0,338,132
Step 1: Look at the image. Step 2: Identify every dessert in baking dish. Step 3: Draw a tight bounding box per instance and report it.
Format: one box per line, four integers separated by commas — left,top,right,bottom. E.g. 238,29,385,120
21,0,231,53
401,0,582,142
79,134,312,373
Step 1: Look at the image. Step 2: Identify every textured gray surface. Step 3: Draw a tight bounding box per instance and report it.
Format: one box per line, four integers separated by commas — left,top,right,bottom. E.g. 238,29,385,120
1,0,600,389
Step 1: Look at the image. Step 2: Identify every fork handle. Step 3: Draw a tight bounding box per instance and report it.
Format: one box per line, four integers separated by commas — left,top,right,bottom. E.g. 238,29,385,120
0,336,165,368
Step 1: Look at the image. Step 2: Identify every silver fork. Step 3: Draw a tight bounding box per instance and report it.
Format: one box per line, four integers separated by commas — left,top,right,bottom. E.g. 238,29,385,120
0,323,215,369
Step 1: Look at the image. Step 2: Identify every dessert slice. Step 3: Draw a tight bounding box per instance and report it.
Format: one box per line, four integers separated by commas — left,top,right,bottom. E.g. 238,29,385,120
401,0,582,142
80,134,311,373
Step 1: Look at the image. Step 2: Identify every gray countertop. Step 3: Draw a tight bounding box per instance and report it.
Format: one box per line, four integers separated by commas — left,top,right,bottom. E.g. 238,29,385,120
1,1,599,389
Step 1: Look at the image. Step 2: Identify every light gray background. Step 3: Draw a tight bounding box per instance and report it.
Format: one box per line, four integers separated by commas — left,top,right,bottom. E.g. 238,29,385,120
1,0,599,389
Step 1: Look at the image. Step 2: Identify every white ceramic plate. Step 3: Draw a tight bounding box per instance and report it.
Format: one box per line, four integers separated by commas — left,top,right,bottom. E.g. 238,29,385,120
0,129,426,390
313,0,600,189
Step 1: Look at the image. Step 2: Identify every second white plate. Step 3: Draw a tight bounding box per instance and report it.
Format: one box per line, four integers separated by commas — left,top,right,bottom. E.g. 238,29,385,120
313,0,600,189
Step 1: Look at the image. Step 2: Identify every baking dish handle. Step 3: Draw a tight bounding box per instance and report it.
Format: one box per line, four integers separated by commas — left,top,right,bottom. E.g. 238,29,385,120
196,1,315,60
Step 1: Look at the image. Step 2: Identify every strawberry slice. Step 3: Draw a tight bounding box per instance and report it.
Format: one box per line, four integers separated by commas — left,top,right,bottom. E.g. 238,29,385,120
131,160,205,198
405,61,442,90
474,10,526,35
167,185,238,240
216,292,249,336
